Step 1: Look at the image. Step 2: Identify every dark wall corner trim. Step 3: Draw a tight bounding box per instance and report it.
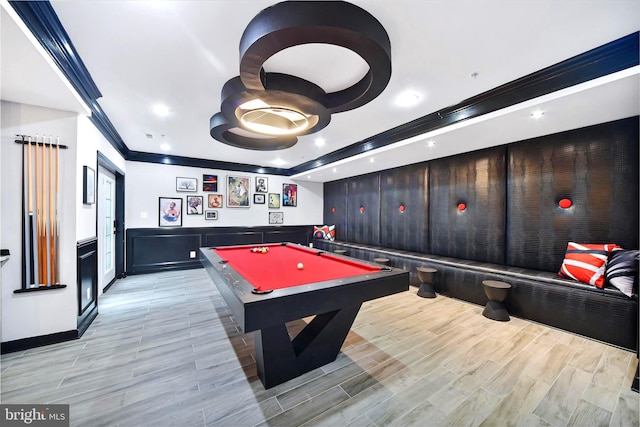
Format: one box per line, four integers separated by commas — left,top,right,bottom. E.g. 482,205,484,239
1,330,78,354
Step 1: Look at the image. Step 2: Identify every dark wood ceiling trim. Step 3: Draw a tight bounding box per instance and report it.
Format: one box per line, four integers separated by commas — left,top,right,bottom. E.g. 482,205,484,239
126,151,290,176
9,1,130,157
289,31,639,175
12,1,638,177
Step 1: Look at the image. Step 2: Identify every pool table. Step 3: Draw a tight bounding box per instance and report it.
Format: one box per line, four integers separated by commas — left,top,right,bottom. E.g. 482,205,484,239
200,242,409,388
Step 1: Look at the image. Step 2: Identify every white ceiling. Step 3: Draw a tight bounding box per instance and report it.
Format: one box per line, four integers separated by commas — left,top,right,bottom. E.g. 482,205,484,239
2,0,639,182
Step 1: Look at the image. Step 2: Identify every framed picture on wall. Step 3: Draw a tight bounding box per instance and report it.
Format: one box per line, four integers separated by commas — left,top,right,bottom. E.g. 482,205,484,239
282,183,297,207
254,194,265,204
255,177,268,193
205,210,218,220
83,166,95,204
176,177,197,192
268,193,280,208
269,211,284,224
159,197,182,227
227,175,250,207
186,195,203,215
203,174,218,192
208,193,223,208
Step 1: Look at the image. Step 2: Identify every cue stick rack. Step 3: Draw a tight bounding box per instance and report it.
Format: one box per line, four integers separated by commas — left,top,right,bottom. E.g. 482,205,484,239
14,134,68,293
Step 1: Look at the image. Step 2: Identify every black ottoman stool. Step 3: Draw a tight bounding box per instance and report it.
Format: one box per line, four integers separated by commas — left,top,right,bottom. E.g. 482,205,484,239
482,280,512,321
417,267,437,298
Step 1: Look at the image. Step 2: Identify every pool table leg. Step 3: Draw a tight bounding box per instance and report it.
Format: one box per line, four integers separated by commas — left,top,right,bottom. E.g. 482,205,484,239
253,303,362,389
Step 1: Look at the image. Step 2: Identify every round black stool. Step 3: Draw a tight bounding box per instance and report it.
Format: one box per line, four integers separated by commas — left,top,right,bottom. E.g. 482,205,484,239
334,249,347,255
482,280,512,321
417,267,437,298
373,257,390,265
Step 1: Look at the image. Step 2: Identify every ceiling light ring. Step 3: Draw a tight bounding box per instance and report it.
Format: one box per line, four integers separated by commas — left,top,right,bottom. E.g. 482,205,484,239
209,112,298,151
239,1,391,114
222,89,330,135
211,73,332,149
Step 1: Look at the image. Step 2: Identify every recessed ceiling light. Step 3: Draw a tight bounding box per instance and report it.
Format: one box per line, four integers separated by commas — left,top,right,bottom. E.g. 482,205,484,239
271,158,287,166
426,140,435,147
333,168,337,173
160,143,170,151
315,137,326,147
395,90,421,107
153,104,170,116
370,157,375,163
530,110,545,119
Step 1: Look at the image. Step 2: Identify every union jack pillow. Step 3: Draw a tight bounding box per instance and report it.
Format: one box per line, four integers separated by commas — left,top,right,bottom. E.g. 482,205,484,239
558,242,618,288
313,225,336,241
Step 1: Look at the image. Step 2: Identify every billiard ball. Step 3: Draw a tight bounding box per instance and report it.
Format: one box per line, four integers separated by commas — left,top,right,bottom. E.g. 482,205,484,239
297,263,304,269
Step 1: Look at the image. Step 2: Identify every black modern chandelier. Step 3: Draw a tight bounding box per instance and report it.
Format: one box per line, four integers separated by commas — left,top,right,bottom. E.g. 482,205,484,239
210,0,392,150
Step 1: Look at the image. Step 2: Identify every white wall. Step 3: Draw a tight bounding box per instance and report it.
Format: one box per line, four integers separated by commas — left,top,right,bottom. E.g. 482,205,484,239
125,161,324,228
1,101,78,342
76,115,125,241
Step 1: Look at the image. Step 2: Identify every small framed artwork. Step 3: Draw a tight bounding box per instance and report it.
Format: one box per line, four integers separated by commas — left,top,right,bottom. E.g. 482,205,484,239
205,210,218,220
227,175,250,207
208,193,223,208
254,194,265,204
269,211,284,224
176,177,197,192
186,195,203,215
159,197,182,227
203,174,218,192
83,166,95,204
255,177,268,193
282,183,297,207
268,193,280,208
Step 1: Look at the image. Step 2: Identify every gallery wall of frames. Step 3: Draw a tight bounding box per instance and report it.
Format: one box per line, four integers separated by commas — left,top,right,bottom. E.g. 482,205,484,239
124,161,323,229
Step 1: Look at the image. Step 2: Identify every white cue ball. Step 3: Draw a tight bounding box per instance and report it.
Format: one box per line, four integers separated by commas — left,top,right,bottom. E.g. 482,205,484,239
297,263,304,270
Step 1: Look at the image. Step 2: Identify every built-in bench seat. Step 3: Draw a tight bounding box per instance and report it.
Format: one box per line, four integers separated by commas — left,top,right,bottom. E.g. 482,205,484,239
314,240,638,352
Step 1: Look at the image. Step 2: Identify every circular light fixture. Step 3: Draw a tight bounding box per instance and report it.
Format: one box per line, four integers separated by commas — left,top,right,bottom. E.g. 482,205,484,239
360,206,365,213
240,106,310,135
209,1,391,149
457,203,467,212
331,207,336,213
399,205,405,212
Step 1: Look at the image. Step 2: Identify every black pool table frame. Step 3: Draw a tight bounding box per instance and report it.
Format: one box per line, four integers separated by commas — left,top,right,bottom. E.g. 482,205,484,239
200,244,409,388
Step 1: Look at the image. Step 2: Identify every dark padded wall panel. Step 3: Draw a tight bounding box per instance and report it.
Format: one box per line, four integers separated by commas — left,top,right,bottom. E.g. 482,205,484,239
380,163,429,252
507,117,639,272
347,173,381,246
429,147,507,264
323,180,348,240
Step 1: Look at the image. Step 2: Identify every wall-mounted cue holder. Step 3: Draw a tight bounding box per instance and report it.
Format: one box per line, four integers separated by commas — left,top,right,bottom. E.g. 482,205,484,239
14,135,68,293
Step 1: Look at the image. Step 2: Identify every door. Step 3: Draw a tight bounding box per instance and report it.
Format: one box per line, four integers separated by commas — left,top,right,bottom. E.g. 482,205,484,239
98,166,116,292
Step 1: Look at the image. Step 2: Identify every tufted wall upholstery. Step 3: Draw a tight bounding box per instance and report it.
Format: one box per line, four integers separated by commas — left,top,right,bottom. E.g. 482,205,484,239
380,163,429,253
346,173,381,246
322,180,348,241
429,146,506,264
323,117,639,267
507,117,639,272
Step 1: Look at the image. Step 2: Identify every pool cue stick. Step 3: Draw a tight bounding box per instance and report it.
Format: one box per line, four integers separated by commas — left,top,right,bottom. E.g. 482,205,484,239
22,138,31,287
41,137,49,285
31,136,39,286
48,136,55,285
54,138,60,284
34,135,42,284
40,137,49,286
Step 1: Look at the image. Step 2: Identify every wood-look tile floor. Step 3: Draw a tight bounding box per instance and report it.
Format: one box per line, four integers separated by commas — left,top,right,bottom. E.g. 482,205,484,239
1,268,638,426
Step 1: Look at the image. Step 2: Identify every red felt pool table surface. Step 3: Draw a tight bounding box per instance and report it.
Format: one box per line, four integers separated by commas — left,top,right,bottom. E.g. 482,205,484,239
212,243,381,291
